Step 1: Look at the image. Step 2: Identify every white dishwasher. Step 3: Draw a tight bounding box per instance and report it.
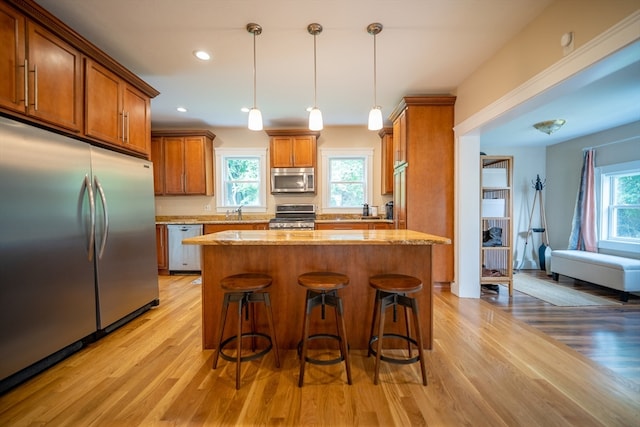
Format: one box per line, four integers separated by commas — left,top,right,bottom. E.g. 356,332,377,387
167,224,203,272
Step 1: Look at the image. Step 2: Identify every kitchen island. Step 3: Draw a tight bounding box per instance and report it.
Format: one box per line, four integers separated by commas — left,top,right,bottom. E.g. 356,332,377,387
183,229,450,350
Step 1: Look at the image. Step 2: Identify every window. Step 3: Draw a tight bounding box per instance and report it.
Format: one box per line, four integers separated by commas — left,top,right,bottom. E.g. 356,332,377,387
321,148,373,213
598,160,640,252
215,148,267,211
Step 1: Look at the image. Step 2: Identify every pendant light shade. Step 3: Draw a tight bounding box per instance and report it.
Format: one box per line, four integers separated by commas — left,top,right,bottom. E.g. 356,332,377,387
368,107,383,131
309,107,323,131
248,108,263,131
308,23,323,131
247,23,263,131
367,23,383,131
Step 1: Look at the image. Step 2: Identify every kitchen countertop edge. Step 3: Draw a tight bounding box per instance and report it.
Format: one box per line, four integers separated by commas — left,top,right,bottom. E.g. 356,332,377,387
183,229,450,246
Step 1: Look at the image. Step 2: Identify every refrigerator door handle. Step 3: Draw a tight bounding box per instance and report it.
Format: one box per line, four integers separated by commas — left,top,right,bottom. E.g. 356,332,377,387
82,174,96,261
94,175,110,259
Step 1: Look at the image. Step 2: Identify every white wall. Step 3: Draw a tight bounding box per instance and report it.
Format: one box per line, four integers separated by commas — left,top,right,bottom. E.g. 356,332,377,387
154,125,393,216
481,147,547,270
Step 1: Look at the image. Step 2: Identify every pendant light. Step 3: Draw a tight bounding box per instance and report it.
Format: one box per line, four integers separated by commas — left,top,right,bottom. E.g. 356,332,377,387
367,23,383,131
307,23,323,131
247,23,263,131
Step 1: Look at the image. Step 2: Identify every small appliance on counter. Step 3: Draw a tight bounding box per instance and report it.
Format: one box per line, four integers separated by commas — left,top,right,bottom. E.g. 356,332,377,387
385,201,394,220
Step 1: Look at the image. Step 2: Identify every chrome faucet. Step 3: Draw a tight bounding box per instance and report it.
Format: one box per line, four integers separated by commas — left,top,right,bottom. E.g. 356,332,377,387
232,205,243,220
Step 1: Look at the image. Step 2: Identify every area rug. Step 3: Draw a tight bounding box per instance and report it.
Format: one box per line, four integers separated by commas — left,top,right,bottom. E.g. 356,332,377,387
513,274,621,306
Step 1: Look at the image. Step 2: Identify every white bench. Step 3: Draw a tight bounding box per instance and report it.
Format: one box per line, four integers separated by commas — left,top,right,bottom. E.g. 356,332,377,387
551,249,640,301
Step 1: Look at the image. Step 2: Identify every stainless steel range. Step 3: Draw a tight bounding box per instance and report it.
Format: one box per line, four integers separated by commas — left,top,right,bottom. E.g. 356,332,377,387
269,204,316,230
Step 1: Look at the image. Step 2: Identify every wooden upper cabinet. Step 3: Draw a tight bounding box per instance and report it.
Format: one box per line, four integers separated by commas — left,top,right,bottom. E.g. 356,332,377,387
85,60,120,142
85,59,151,156
150,136,164,195
392,110,407,166
0,0,159,156
26,22,82,132
0,3,81,132
379,127,394,195
152,130,216,196
266,130,319,168
0,3,26,113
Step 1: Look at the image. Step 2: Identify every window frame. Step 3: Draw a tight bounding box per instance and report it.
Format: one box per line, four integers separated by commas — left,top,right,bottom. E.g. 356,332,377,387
320,148,374,214
215,147,268,212
596,159,640,253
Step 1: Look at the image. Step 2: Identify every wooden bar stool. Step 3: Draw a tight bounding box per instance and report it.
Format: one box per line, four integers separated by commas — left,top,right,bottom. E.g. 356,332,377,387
212,273,280,389
297,271,352,387
368,273,427,385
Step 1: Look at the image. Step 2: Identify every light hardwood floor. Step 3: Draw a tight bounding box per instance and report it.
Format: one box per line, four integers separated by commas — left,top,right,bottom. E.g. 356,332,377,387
1,273,639,426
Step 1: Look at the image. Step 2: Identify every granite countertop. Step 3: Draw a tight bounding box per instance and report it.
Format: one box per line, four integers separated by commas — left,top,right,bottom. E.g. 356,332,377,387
182,229,450,246
156,215,393,225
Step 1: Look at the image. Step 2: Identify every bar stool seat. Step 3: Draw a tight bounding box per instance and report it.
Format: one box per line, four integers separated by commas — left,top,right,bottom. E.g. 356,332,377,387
297,271,352,387
368,273,427,385
212,273,280,389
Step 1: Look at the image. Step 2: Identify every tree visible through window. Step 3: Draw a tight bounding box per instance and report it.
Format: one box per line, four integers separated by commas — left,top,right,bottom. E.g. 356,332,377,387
606,172,640,240
223,157,261,206
328,157,366,207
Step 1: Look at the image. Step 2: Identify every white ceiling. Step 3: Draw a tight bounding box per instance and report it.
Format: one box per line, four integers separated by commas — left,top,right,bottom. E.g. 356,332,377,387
35,0,640,147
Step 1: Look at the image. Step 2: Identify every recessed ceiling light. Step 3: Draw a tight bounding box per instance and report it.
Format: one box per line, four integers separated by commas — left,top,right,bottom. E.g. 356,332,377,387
177,107,187,112
241,107,250,113
193,50,211,61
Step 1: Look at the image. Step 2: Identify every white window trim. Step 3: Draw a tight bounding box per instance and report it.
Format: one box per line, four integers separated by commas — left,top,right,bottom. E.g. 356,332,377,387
215,147,267,212
596,159,640,254
320,147,373,214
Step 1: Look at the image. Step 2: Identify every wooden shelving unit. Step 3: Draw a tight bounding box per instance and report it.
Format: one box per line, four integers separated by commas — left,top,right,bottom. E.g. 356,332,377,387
480,155,513,296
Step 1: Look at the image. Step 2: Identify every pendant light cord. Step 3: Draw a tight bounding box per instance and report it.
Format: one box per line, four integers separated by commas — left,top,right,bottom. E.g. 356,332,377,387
372,31,377,108
252,31,257,109
313,32,318,108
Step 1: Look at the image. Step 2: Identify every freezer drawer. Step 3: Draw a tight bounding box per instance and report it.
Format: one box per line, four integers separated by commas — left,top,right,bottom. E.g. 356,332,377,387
168,225,203,271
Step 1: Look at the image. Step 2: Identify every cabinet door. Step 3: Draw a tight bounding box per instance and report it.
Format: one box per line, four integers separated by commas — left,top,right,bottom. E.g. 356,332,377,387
392,110,406,166
163,137,186,194
370,222,393,230
0,3,26,113
379,128,394,194
156,224,168,271
292,136,315,167
123,83,150,155
316,222,369,230
26,21,82,131
183,136,207,194
270,137,294,167
150,136,164,195
394,163,407,229
85,59,121,144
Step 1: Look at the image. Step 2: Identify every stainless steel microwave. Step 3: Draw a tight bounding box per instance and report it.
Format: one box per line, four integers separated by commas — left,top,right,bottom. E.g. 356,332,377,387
271,168,315,193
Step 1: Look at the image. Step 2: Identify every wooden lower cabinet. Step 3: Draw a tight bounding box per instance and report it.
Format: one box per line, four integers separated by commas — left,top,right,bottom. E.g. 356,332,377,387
316,222,393,230
204,223,269,234
156,224,168,275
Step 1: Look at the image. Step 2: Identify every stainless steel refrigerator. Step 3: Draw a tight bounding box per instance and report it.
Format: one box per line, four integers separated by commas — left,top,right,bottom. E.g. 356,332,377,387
0,116,159,388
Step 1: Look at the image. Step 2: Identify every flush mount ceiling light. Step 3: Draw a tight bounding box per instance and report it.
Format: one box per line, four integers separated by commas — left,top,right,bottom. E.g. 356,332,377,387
533,119,566,135
307,23,323,131
193,50,210,61
367,23,383,131
247,23,263,131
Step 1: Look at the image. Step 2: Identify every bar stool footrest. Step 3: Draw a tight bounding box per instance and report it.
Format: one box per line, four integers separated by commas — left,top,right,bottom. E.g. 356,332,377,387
219,332,273,363
369,333,420,365
297,333,346,366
